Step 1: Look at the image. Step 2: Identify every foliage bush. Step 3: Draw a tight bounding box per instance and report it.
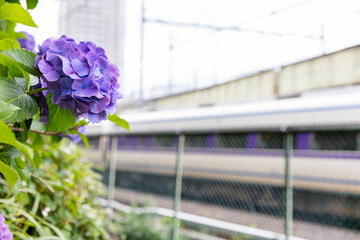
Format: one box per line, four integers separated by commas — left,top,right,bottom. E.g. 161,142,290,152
110,205,172,240
0,135,111,239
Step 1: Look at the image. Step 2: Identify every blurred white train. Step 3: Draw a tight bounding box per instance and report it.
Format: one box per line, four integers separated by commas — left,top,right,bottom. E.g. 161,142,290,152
85,88,360,228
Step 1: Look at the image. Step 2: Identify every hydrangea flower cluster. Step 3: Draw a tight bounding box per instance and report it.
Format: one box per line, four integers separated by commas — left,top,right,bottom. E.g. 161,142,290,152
35,35,121,123
17,31,35,51
0,214,12,240
60,125,85,143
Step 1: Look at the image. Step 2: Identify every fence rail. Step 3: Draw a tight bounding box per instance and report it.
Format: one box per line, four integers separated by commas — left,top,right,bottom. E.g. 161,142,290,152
90,126,360,240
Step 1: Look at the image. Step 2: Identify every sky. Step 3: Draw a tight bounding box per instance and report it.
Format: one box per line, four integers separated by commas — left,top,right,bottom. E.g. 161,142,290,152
16,0,360,100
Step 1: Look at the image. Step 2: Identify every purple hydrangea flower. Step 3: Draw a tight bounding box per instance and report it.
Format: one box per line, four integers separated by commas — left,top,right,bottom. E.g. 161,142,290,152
17,31,35,51
0,214,13,240
35,35,121,123
60,125,85,143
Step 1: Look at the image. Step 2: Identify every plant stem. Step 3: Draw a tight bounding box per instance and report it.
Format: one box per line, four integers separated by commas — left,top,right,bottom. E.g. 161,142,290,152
8,126,60,135
8,125,81,136
27,87,49,95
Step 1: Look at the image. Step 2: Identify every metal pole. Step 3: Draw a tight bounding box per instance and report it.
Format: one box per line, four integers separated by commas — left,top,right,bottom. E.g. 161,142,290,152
320,22,326,54
139,0,145,107
168,34,173,95
284,132,293,239
108,135,118,220
172,134,185,240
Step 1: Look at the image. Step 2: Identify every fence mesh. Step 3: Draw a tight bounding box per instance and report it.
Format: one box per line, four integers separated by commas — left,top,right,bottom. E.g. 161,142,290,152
91,129,360,240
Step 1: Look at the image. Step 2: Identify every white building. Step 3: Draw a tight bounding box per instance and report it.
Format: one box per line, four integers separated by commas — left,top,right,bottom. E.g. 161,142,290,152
59,0,125,68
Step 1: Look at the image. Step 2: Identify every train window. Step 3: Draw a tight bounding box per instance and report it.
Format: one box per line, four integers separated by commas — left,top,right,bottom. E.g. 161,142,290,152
257,132,283,149
87,136,100,149
313,131,357,150
294,133,310,150
117,135,147,148
215,133,247,148
118,136,138,147
185,134,208,148
138,135,147,147
153,135,175,147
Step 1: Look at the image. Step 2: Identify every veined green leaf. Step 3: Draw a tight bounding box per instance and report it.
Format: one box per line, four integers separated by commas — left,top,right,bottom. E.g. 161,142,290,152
108,113,130,132
0,160,19,195
46,92,77,132
0,100,19,120
14,77,27,91
0,77,38,122
0,120,33,159
1,48,40,76
0,2,37,27
0,53,23,78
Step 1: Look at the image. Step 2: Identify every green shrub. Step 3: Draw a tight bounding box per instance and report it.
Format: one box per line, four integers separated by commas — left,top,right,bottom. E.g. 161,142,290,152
0,136,111,239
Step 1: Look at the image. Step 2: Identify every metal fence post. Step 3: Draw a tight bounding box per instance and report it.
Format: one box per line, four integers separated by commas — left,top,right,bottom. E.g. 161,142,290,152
108,135,118,220
284,132,293,239
172,133,185,240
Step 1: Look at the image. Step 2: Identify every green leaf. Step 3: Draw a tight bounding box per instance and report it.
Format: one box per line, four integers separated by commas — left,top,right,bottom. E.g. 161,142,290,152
0,53,23,78
19,120,28,142
4,20,26,40
77,132,89,148
0,100,19,120
35,216,67,240
46,92,77,132
0,38,15,50
14,156,26,169
1,48,40,76
16,191,30,205
17,208,44,234
107,113,130,132
29,74,39,86
0,39,24,78
0,2,37,27
5,0,20,4
32,149,41,168
0,63,9,76
0,77,38,122
0,120,33,159
0,160,19,195
15,77,27,91
26,0,37,9
13,164,31,185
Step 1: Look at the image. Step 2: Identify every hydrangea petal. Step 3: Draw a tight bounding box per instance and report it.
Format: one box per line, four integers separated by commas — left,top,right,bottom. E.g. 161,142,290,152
71,58,90,77
88,111,107,123
0,214,13,240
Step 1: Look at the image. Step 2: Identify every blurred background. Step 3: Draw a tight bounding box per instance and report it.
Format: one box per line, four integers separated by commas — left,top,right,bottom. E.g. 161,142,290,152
18,0,360,239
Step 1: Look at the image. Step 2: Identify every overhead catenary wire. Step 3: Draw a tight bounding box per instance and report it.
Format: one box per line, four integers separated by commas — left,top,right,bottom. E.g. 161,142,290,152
144,18,321,39
138,0,322,101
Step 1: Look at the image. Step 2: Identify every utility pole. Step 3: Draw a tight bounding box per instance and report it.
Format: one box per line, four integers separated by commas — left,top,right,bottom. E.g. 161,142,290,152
139,0,145,107
168,34,174,95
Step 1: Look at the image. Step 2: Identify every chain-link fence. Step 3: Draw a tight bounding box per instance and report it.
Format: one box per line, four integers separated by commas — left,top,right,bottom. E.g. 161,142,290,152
90,128,360,240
